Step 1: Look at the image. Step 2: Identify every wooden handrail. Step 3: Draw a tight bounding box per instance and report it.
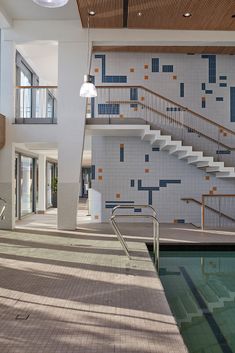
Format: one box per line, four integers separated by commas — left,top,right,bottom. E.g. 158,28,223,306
16,85,58,89
108,99,235,150
96,85,235,136
0,114,6,150
182,197,235,224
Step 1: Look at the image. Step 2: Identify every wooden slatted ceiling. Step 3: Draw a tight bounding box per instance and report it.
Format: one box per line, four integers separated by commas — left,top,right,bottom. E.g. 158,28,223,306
77,0,235,30
92,46,235,55
76,0,123,28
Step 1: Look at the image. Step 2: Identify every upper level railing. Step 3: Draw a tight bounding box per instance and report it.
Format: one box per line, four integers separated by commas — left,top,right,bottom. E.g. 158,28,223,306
90,85,235,166
15,86,58,124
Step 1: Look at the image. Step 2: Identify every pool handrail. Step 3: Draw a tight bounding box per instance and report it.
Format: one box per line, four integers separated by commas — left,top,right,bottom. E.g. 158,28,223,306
110,204,160,271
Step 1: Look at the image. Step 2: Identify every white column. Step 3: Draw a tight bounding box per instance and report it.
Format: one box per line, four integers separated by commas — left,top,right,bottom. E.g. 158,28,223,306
38,154,46,213
0,37,16,229
57,41,87,230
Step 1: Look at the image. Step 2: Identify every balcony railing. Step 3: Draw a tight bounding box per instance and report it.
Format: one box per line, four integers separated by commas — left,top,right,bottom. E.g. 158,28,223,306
15,86,58,124
88,85,235,167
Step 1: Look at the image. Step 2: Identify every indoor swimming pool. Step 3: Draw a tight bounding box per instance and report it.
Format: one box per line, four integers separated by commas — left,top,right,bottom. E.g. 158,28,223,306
159,245,235,353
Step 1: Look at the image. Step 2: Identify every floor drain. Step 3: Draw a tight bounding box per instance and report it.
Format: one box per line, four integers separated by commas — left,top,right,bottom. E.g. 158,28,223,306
15,314,30,320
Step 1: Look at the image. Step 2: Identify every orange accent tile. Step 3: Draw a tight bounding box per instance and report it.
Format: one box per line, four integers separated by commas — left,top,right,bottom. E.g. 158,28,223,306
223,132,227,137
145,168,149,173
95,68,99,73
209,190,214,195
95,215,99,220
202,96,206,101
144,75,149,80
205,175,210,180
140,96,145,101
98,176,103,181
120,144,124,148
173,219,177,224
172,75,177,80
119,114,124,119
98,168,103,173
212,186,217,191
220,128,224,133
130,68,135,72
144,64,149,69
116,193,121,199
134,107,138,111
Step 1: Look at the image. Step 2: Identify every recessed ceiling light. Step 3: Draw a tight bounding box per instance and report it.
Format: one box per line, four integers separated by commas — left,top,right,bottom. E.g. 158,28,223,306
137,12,143,17
32,0,69,8
183,12,192,17
88,10,96,16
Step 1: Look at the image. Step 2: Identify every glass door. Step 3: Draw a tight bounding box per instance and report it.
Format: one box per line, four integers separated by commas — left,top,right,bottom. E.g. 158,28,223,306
20,156,34,217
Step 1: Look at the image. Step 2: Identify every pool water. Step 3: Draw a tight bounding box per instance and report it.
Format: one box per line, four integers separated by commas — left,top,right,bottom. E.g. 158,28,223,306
159,250,235,353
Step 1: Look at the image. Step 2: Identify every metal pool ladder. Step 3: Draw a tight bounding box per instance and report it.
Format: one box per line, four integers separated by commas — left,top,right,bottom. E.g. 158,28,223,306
0,197,6,221
110,205,160,271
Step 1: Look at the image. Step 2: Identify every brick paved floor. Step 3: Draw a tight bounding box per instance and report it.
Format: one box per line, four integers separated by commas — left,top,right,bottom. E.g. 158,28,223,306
0,220,189,353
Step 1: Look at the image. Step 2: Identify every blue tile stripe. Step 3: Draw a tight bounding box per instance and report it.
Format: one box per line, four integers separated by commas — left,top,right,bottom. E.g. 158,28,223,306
145,154,149,162
220,83,227,87
91,165,95,180
95,54,127,83
152,147,160,151
216,150,231,155
120,145,124,162
105,201,135,209
166,107,181,112
201,54,216,83
205,90,213,94
201,83,206,90
152,58,160,72
162,65,174,73
98,104,120,115
130,179,135,187
216,97,224,101
230,87,235,122
130,87,138,101
180,83,184,97
137,179,181,205
219,76,227,80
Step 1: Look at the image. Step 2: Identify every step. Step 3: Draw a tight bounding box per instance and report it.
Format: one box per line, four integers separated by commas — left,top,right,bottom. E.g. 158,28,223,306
160,140,182,151
151,134,172,146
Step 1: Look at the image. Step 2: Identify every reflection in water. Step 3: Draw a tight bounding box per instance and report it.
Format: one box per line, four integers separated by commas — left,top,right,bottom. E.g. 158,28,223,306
160,251,235,353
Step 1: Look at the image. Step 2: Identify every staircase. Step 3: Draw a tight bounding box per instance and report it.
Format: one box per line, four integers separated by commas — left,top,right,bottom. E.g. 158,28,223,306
87,122,235,178
87,85,235,177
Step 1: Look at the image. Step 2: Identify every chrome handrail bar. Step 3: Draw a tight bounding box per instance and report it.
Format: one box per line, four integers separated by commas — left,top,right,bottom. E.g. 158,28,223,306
0,197,6,220
110,204,160,271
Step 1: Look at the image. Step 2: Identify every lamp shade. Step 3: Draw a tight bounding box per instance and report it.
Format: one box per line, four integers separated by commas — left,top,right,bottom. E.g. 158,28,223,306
32,0,69,8
80,75,97,98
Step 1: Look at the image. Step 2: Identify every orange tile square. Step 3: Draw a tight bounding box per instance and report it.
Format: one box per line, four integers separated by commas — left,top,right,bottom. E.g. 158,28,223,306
202,96,206,101
144,75,149,80
95,215,99,220
116,193,121,199
145,168,149,173
119,114,124,119
98,175,103,181
172,75,177,80
134,107,138,111
223,132,227,137
98,168,103,173
95,68,99,73
140,96,145,101
209,190,214,195
130,68,135,72
120,144,124,148
212,186,217,191
220,128,224,133
205,175,210,180
144,64,149,69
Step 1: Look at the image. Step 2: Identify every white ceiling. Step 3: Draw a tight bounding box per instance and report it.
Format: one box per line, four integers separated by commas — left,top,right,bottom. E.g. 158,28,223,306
0,0,80,21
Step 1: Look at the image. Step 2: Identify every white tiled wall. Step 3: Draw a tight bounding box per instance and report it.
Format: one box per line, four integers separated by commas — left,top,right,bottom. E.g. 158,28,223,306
91,136,235,225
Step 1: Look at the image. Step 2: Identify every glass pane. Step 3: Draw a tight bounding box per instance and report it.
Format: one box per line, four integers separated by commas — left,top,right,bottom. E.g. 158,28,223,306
20,71,31,118
20,156,33,216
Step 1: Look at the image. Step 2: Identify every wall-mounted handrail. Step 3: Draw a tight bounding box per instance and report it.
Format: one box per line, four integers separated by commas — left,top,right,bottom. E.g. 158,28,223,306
107,99,234,150
110,204,160,271
16,85,58,89
182,195,235,230
96,85,235,136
